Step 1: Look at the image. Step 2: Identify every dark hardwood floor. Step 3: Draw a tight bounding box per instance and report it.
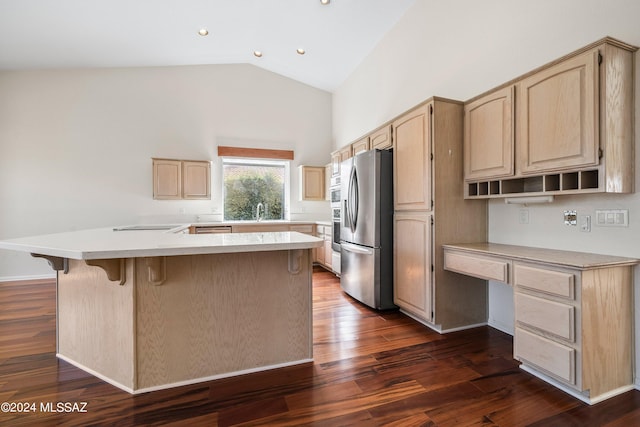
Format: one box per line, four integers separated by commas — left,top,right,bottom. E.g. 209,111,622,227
1,266,640,426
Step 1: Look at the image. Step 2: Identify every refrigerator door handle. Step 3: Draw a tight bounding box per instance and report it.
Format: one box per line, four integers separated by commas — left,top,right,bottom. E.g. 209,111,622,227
349,165,359,233
343,199,351,230
341,242,373,255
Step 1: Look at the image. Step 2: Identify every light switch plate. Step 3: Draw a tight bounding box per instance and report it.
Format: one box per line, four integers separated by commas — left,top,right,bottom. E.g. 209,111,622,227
580,215,591,232
595,209,629,227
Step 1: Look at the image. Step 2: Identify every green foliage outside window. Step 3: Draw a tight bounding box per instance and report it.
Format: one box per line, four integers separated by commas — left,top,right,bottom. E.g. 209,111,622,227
223,163,285,221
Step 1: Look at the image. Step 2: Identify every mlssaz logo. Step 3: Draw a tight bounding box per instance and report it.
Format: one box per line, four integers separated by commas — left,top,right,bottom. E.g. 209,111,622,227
40,402,88,413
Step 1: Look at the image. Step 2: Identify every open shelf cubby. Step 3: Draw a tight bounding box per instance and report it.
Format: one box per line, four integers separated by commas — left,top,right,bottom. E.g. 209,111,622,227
466,169,601,199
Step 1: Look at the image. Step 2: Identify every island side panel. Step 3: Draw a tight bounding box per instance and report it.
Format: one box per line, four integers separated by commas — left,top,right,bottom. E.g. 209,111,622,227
135,250,312,390
57,259,136,390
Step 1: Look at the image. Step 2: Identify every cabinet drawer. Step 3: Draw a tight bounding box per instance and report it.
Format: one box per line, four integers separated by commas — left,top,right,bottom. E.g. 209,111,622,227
515,293,575,341
290,224,315,234
514,264,575,299
444,251,509,283
515,327,576,385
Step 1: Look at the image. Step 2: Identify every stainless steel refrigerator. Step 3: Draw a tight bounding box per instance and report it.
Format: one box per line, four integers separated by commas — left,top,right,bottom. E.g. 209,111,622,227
340,149,395,310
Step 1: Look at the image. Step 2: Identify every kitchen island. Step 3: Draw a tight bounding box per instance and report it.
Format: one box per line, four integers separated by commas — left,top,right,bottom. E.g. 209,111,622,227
0,227,322,393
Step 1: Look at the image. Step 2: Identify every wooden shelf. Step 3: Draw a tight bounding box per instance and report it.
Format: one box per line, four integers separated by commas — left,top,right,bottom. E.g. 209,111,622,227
466,169,601,199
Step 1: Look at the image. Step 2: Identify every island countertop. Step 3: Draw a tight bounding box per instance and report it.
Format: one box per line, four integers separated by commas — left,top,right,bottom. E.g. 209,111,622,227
0,226,323,260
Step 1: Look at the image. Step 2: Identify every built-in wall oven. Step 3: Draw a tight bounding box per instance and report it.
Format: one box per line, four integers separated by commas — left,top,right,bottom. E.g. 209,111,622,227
330,176,341,253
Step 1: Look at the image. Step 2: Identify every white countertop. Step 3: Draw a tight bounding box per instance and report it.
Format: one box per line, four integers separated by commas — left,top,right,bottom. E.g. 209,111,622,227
0,226,323,260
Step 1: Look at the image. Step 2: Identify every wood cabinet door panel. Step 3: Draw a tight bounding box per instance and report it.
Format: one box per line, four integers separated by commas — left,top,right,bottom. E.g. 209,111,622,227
394,212,432,320
182,161,211,199
300,166,325,201
351,137,369,155
518,50,599,174
444,251,509,283
464,86,514,180
515,327,576,385
393,104,431,211
153,159,182,200
514,264,575,299
515,293,575,342
370,125,392,150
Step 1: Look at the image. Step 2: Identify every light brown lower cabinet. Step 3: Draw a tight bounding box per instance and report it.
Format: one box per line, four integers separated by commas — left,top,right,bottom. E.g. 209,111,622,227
313,224,332,270
394,211,432,321
443,243,638,404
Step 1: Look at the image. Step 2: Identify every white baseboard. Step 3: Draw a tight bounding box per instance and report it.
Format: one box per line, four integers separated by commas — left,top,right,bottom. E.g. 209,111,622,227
398,309,488,334
520,364,634,405
488,317,514,336
0,273,56,283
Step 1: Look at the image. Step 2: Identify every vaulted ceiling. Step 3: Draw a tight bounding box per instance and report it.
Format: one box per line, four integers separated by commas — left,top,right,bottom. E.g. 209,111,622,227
0,0,416,91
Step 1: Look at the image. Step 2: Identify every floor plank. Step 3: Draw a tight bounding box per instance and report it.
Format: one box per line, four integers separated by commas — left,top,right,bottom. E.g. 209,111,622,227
0,266,639,426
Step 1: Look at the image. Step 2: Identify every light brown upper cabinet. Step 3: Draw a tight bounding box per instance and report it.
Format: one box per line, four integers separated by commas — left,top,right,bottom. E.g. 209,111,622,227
330,145,353,178
393,103,431,211
153,158,211,200
299,166,325,201
330,151,341,177
464,37,637,199
182,161,211,199
370,125,393,150
464,86,514,181
351,136,370,155
517,50,598,174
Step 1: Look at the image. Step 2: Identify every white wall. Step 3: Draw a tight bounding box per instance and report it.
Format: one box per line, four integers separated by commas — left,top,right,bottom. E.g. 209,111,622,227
333,0,640,384
0,64,332,280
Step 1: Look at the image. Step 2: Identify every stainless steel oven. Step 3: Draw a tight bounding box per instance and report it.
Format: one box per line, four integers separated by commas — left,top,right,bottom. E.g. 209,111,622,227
330,175,342,252
330,184,340,205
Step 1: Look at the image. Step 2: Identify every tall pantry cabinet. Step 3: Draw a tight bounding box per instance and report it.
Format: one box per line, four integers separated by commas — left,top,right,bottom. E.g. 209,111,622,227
393,98,488,331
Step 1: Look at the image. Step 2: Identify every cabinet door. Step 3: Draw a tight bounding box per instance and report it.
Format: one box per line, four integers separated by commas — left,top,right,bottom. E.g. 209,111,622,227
517,49,599,174
464,86,514,180
182,161,211,199
370,125,392,150
323,239,332,268
153,159,182,200
299,166,325,201
339,146,352,163
331,151,341,177
394,211,432,321
393,104,432,211
351,137,370,155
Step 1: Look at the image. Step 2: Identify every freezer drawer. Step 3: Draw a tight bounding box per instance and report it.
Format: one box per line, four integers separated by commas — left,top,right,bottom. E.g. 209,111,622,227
340,242,394,310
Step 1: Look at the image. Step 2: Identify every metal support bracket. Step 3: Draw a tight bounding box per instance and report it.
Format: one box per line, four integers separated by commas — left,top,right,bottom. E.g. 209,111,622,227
31,253,68,274
288,249,303,275
85,259,126,286
145,257,166,286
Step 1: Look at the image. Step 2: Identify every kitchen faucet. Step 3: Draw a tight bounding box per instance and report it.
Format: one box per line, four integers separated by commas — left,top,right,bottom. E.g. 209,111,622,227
256,202,264,222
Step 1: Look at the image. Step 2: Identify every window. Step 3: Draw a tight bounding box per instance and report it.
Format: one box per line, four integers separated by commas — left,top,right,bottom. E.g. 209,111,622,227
222,158,289,221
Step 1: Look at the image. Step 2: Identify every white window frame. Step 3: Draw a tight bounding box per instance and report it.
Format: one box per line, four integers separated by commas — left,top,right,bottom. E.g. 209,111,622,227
221,157,290,221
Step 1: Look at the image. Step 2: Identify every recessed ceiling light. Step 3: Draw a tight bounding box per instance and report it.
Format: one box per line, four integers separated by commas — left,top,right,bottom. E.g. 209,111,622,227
198,28,209,36
254,51,263,58
296,48,306,55
320,0,330,4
